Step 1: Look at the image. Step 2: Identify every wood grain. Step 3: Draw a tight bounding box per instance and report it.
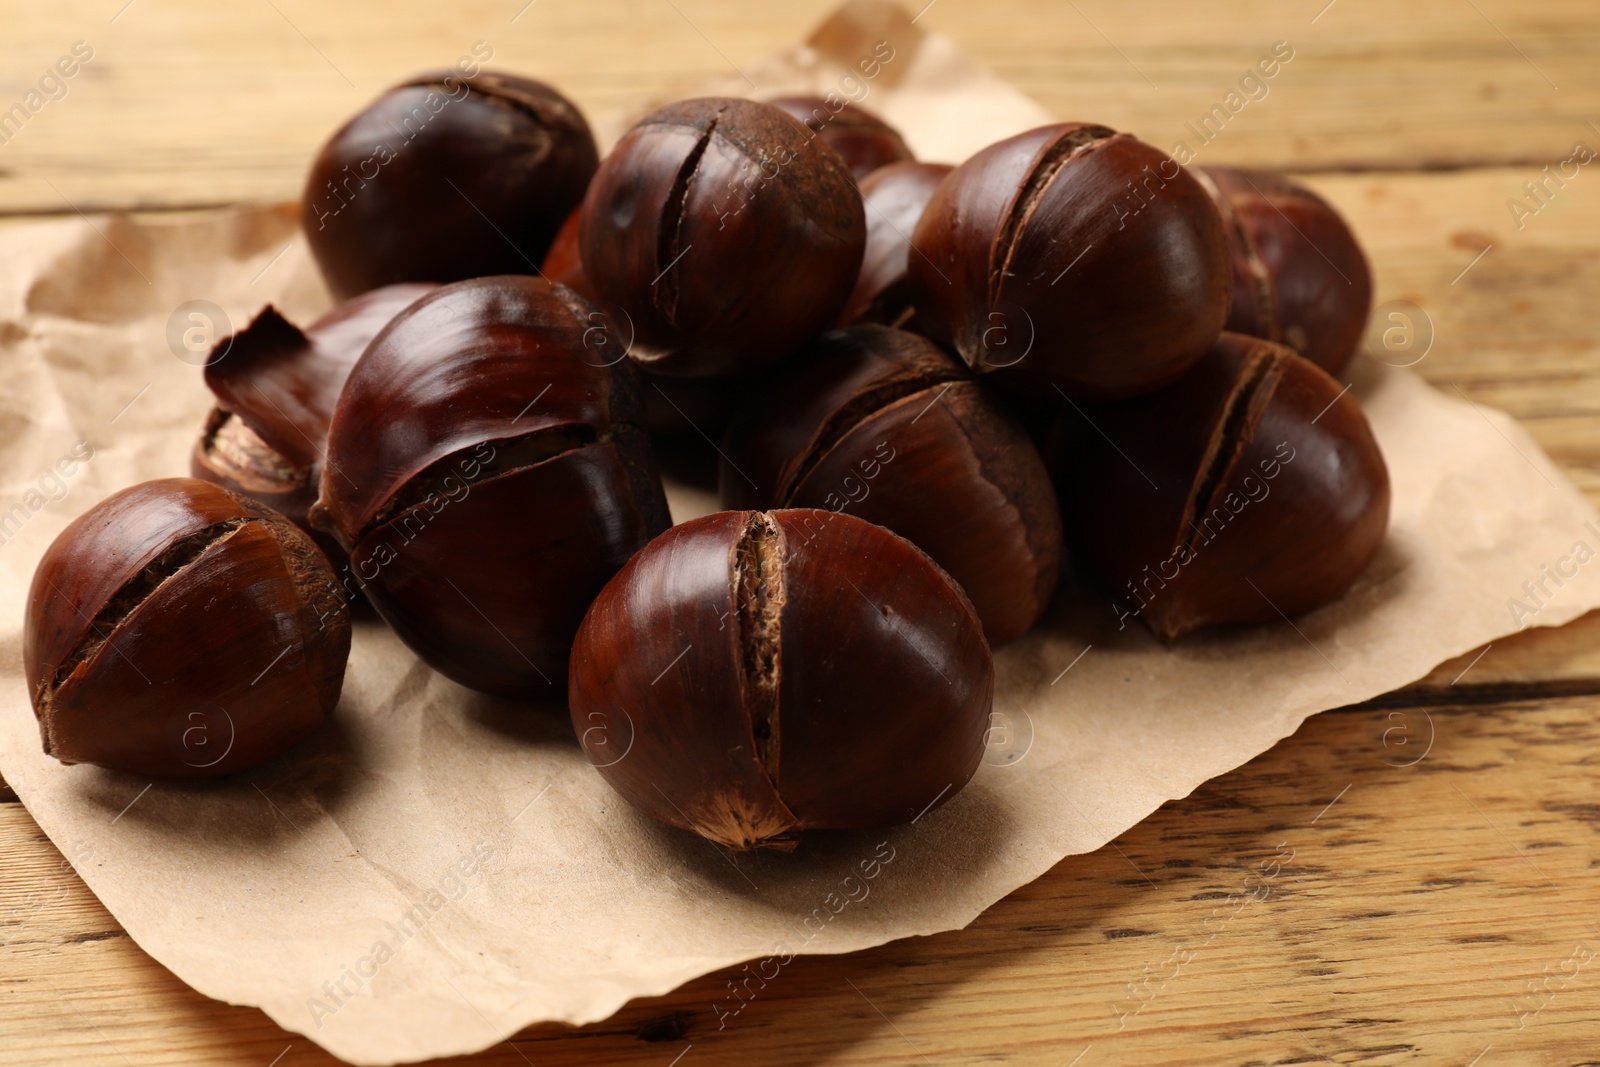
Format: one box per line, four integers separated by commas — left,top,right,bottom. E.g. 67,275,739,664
1,0,1598,214
5,695,1598,1066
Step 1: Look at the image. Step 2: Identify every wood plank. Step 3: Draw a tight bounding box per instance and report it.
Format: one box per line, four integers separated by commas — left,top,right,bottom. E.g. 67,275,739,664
1,0,1597,214
4,693,1596,1065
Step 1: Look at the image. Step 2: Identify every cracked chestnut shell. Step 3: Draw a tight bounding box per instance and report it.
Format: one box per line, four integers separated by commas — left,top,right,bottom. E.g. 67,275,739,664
310,275,670,698
720,325,1060,645
569,509,993,850
190,284,435,567
1047,332,1389,640
767,96,914,179
840,161,953,327
304,70,599,301
579,97,866,377
1196,166,1373,377
908,123,1233,399
24,478,350,778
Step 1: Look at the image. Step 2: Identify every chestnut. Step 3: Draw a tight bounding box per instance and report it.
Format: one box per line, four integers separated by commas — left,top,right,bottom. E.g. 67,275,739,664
1048,332,1389,640
569,509,993,850
540,203,591,297
303,70,598,301
767,95,913,179
579,97,866,377
1195,166,1373,377
24,478,350,778
908,123,1233,399
719,325,1060,645
309,275,670,697
191,283,435,565
840,161,953,327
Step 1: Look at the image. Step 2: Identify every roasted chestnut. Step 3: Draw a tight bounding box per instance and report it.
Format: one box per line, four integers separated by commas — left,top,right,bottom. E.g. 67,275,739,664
720,325,1060,645
908,123,1233,399
579,97,866,377
767,95,914,179
1196,166,1373,377
304,69,598,301
191,284,435,566
541,203,591,297
569,509,993,850
840,161,952,327
1048,332,1389,640
309,275,670,697
25,478,350,778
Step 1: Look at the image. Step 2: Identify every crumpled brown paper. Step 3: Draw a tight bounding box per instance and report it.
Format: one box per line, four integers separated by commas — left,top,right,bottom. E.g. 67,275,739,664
4,3,1600,1064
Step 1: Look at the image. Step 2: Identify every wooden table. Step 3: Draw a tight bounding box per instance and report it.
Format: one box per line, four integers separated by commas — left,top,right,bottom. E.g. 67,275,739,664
4,1,1599,1063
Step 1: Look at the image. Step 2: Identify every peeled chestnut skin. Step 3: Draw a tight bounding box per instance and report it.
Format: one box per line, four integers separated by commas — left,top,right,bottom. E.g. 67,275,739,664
909,123,1233,400
840,161,953,327
767,96,914,180
25,478,350,778
311,275,670,698
1196,167,1373,377
720,325,1061,645
190,284,435,566
304,70,599,301
579,97,867,377
1048,332,1390,640
569,509,993,850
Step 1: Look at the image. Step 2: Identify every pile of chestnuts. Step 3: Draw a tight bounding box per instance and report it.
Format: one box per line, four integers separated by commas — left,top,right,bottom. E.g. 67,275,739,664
24,71,1388,851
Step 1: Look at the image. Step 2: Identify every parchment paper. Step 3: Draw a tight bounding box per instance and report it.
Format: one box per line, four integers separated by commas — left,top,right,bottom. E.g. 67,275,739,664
5,3,1600,1064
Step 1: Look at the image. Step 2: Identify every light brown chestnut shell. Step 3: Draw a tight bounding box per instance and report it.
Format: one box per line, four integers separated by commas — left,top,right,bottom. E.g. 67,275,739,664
719,325,1061,645
25,478,350,778
568,509,994,850
1047,332,1390,640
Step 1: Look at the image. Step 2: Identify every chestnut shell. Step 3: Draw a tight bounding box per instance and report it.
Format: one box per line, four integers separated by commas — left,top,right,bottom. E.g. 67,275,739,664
1048,332,1390,639
719,325,1061,645
24,478,350,778
840,160,953,327
190,283,435,564
569,509,994,850
311,275,670,697
578,97,867,377
766,96,914,180
303,71,598,301
908,123,1233,399
1196,166,1374,377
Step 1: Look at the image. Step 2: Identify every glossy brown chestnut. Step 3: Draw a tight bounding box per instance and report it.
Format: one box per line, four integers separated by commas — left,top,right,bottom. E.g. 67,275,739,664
579,97,866,377
1048,332,1390,640
569,509,993,850
767,96,914,180
908,123,1233,399
839,161,953,327
720,325,1060,645
24,478,350,778
303,69,598,301
540,203,592,297
1195,166,1373,377
310,275,670,697
191,284,435,565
